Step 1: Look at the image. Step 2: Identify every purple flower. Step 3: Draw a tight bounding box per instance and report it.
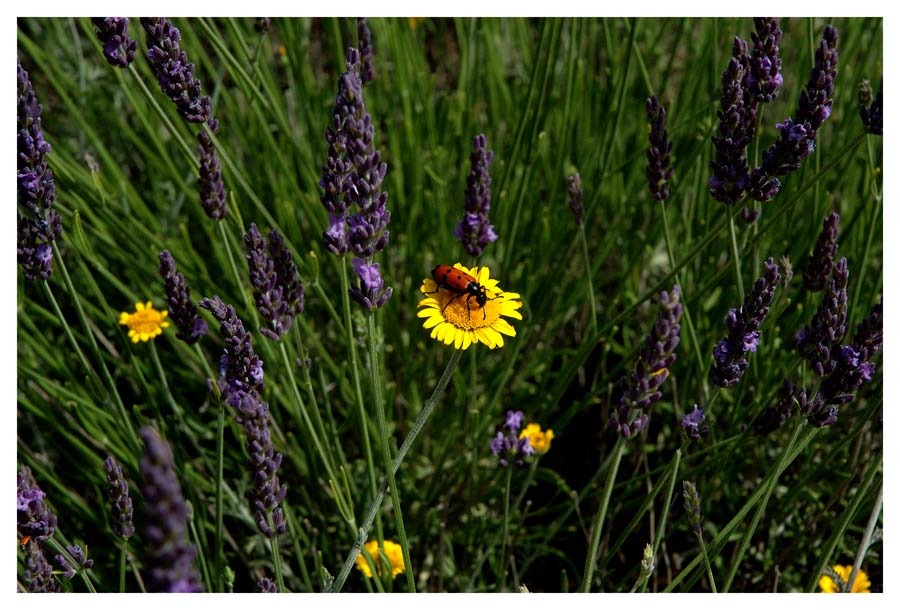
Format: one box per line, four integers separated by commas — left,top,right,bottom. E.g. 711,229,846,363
323,214,349,256
159,250,207,345
681,405,709,440
803,212,840,291
504,410,525,433
17,59,61,281
55,545,93,579
710,258,780,387
747,18,783,103
104,456,135,539
349,258,392,310
139,427,203,592
646,96,673,201
23,540,59,593
611,286,683,438
859,79,882,136
797,258,849,376
753,379,804,435
140,18,211,124
455,133,498,256
489,424,533,468
91,18,137,68
709,49,753,204
357,18,374,84
682,481,702,535
17,467,57,542
244,224,304,340
566,173,585,226
258,577,278,592
199,296,265,399
198,120,226,219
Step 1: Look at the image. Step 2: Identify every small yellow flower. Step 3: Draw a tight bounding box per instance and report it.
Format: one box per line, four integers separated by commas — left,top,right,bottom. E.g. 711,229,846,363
519,423,554,454
417,264,522,350
818,565,871,593
355,540,405,579
119,301,169,343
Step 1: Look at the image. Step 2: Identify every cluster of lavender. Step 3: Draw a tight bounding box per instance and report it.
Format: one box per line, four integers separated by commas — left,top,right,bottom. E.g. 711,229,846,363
198,118,226,219
104,456,135,539
159,250,208,345
55,545,94,579
858,79,883,136
455,134,499,257
139,427,203,592
357,18,375,84
319,47,392,310
749,26,838,201
797,258,848,376
17,59,61,281
682,481,703,536
17,466,57,542
710,258,781,387
753,379,804,435
199,296,286,538
140,18,211,124
680,405,708,440
258,577,278,592
803,212,840,291
645,96,673,201
244,224,305,340
489,410,533,467
23,540,59,593
566,173,585,226
91,18,137,68
746,18,784,103
611,286,683,438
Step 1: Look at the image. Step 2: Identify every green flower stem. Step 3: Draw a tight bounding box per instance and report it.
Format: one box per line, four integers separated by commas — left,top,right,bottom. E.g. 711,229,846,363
216,220,254,314
40,280,94,382
214,387,225,592
187,502,212,592
339,259,383,545
270,531,286,592
640,448,681,592
727,210,745,303
580,436,626,592
847,482,882,593
118,540,127,592
46,537,97,592
329,348,463,593
697,525,717,592
498,464,514,591
849,135,882,324
578,225,598,332
366,313,416,592
50,241,140,454
126,64,195,163
722,419,805,591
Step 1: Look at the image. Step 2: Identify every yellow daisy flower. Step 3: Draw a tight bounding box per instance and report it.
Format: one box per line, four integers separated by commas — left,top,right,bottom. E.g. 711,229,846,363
818,565,871,593
355,540,405,579
119,301,169,343
417,263,522,350
519,423,554,454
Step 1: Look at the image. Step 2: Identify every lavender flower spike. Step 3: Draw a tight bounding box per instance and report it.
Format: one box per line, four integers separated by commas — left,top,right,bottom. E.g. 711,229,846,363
455,133,498,256
611,286,683,438
159,250,207,345
753,379,804,436
91,18,137,68
709,51,752,204
859,79,882,136
747,18,783,103
566,173,585,225
749,26,838,201
243,225,304,340
139,426,203,592
803,212,840,291
797,257,849,376
17,466,57,542
258,577,278,592
199,296,264,399
710,258,780,387
140,18,211,124
682,481,702,535
23,540,60,593
680,404,708,440
646,96,673,201
17,59,61,281
55,545,94,579
489,410,533,467
349,258,392,310
104,455,135,539
198,118,226,219
357,18,375,84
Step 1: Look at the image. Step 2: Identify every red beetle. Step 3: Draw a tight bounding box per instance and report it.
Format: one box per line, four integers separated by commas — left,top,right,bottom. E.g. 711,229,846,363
429,264,492,319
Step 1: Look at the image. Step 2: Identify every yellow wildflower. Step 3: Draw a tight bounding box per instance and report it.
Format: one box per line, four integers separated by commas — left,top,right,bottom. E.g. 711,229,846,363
119,301,169,343
818,565,871,593
355,540,405,579
519,423,554,454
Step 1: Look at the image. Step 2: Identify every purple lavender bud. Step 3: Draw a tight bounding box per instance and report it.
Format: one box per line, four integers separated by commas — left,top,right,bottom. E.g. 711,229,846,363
753,379,802,435
140,18,211,124
455,133,498,256
680,405,708,440
198,124,226,220
747,18,783,103
566,173,585,225
749,25,838,201
611,286,683,438
159,250,207,345
803,212,840,291
682,481,702,535
254,18,272,34
853,299,883,356
859,79,882,136
646,96,673,201
258,576,278,592
741,206,761,224
17,466,57,542
226,390,288,539
199,296,265,399
55,545,93,579
55,554,75,579
139,427,203,592
357,18,374,84
268,228,304,317
91,18,137,68
23,540,60,593
244,225,303,340
797,258,849,376
709,53,752,204
348,257,392,310
710,258,780,387
490,414,532,468
17,59,61,281
104,456,135,539
505,410,525,433
489,431,506,456
323,214,349,255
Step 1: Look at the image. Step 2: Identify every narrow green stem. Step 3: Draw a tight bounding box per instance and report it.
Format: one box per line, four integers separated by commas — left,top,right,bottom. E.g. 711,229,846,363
640,449,681,592
849,135,882,323
270,534,286,592
40,280,94,380
46,537,97,592
580,437,626,592
366,313,416,592
119,540,127,592
722,419,804,591
215,390,226,592
498,465,514,590
329,349,463,593
697,529,717,593
578,225,598,332
727,211,745,303
847,482,882,593
126,64,195,163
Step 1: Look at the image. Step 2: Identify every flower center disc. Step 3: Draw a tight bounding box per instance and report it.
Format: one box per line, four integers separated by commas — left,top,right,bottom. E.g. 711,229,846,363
438,288,502,330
